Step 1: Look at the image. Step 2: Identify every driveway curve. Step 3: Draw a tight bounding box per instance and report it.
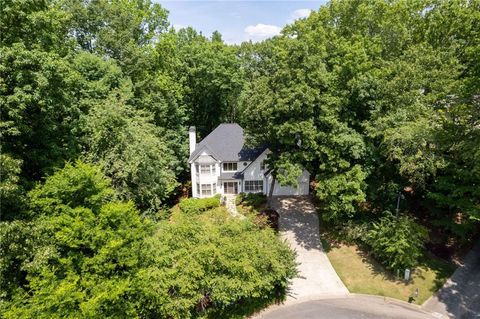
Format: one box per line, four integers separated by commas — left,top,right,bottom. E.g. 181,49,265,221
423,240,480,318
259,295,433,319
271,196,348,304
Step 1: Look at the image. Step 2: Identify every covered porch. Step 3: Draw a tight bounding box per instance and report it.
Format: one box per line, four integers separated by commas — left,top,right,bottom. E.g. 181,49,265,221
218,172,243,195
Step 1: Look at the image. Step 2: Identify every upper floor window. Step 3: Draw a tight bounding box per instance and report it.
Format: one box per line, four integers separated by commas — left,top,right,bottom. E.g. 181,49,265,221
260,161,265,170
200,164,215,175
223,162,237,172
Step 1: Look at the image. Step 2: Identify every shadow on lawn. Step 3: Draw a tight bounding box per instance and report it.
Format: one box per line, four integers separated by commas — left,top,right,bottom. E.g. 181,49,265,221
419,254,455,293
355,245,454,292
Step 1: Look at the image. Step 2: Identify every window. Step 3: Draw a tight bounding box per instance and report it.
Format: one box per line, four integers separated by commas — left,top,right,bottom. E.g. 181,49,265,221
245,180,263,193
196,183,200,196
212,183,216,194
200,164,215,175
201,184,212,196
223,162,237,172
195,164,199,175
260,161,265,170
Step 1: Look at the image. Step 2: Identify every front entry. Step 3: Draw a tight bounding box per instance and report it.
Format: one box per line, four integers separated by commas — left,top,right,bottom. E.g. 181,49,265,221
224,182,238,194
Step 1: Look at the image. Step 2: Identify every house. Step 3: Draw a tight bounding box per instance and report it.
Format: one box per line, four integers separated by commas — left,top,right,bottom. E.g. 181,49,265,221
188,123,310,198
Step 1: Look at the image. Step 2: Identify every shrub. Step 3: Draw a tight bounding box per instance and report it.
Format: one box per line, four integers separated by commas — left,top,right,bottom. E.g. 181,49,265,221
235,192,246,205
257,209,280,231
178,195,220,214
366,213,428,270
237,193,267,209
136,208,296,318
335,219,370,244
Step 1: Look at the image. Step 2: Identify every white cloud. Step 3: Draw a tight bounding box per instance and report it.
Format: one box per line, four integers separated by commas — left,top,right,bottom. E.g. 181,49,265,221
244,24,282,42
289,9,312,23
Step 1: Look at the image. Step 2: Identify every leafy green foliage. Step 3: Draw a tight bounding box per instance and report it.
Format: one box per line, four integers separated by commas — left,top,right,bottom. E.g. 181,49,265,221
82,87,179,212
3,161,153,318
2,0,480,316
1,163,295,318
178,195,220,215
366,213,428,270
0,44,82,179
135,207,296,318
316,165,367,221
0,154,24,220
241,0,479,240
28,161,114,216
0,220,38,307
172,28,244,136
63,0,168,64
236,192,267,209
0,0,71,52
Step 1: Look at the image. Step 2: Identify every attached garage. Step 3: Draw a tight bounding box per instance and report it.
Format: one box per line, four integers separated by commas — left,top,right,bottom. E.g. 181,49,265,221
267,170,310,196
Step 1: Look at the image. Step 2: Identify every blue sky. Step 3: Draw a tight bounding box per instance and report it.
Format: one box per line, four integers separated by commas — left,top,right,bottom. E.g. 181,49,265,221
157,1,327,44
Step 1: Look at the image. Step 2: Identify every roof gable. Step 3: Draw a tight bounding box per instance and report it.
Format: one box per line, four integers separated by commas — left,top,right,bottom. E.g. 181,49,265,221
188,123,265,162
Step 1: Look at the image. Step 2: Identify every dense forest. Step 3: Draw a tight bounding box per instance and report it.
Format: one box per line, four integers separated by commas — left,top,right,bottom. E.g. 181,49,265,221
0,0,479,317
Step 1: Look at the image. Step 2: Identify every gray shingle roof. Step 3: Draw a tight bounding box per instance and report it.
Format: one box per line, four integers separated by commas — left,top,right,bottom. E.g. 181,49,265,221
188,123,265,162
218,172,243,180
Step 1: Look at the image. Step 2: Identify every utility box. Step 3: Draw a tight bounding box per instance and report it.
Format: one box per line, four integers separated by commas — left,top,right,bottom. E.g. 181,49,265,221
404,268,411,281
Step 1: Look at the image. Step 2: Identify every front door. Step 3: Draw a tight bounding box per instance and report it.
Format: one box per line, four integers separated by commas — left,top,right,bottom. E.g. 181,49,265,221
224,182,238,194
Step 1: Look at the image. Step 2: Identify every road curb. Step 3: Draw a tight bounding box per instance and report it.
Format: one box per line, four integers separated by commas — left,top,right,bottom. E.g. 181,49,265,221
349,293,436,316
251,293,440,318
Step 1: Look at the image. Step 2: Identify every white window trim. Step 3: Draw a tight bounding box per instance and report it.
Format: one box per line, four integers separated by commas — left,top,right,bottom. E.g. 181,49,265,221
201,183,212,196
199,183,216,197
245,180,263,193
199,164,215,176
223,162,238,172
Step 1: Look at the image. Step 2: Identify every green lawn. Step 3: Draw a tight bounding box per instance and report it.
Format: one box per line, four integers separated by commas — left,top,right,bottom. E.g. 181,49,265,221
325,243,455,304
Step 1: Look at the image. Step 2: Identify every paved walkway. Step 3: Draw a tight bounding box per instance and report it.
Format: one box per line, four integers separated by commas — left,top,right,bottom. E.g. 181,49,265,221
271,196,348,304
423,241,480,319
224,195,244,219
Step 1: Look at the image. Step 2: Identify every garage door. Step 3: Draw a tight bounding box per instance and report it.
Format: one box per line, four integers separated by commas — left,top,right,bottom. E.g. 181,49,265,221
271,170,310,196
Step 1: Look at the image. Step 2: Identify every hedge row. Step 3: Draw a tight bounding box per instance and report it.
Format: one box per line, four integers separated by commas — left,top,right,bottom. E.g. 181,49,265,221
178,195,221,214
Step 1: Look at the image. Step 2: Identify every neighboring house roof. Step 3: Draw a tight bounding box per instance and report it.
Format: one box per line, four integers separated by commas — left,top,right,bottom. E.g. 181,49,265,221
188,123,265,163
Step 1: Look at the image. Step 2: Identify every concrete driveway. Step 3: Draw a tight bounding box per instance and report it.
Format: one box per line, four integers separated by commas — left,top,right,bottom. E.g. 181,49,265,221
271,196,348,304
423,241,480,318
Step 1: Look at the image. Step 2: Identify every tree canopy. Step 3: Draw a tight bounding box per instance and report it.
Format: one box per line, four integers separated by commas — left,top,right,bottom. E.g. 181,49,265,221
1,0,479,316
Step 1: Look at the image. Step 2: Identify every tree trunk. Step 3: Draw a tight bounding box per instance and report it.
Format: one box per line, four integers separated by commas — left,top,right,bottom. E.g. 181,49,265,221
267,173,276,208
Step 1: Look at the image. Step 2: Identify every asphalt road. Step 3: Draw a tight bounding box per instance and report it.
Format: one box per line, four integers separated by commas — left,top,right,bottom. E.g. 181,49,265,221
423,241,480,318
257,295,434,319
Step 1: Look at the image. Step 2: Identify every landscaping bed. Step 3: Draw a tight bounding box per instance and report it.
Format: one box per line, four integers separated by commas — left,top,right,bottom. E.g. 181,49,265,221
320,224,455,305
236,193,279,231
326,243,454,304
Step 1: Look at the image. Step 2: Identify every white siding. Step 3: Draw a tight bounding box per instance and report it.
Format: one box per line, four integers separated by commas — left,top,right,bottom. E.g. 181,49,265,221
242,150,268,193
191,147,309,198
191,152,220,198
266,170,310,196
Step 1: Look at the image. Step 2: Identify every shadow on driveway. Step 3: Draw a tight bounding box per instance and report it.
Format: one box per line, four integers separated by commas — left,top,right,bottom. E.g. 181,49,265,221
423,241,480,318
